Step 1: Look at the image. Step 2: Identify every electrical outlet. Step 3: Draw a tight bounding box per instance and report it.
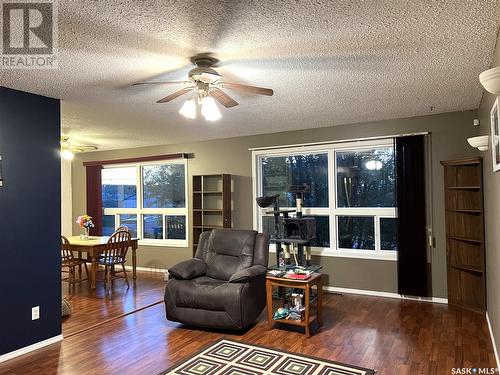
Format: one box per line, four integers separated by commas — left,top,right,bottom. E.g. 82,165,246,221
32,306,40,320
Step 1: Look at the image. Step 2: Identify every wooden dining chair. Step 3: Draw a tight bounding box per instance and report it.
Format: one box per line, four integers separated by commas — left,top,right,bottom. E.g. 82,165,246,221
166,218,184,239
61,235,88,292
98,230,131,289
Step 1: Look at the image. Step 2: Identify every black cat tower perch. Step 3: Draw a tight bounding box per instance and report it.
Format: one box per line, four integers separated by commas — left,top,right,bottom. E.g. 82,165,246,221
256,184,319,270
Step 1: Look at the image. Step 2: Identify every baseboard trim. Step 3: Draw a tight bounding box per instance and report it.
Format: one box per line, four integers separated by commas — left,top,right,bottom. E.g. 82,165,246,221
0,334,63,364
401,295,448,304
125,267,449,304
486,311,500,369
324,286,448,304
125,266,167,273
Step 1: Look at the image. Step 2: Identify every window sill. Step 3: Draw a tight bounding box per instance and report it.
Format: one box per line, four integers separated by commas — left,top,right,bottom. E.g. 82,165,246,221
269,245,397,261
139,239,188,248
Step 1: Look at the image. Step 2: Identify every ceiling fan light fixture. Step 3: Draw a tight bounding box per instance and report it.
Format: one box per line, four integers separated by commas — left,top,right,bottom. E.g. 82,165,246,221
179,98,197,119
61,149,75,160
60,136,98,158
365,160,383,170
201,96,221,121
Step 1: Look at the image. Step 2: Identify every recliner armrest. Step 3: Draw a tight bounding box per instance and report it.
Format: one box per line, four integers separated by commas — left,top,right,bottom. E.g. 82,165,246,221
228,265,267,283
168,258,206,280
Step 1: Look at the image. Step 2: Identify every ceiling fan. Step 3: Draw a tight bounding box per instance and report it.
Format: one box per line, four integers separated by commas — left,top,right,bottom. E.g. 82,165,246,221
133,55,274,121
60,137,98,160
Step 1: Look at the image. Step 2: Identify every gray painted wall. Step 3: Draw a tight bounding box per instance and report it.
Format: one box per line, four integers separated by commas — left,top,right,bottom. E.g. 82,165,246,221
72,110,478,297
479,29,500,358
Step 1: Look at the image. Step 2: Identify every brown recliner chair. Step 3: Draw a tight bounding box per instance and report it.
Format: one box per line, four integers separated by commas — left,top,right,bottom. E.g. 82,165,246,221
164,229,269,330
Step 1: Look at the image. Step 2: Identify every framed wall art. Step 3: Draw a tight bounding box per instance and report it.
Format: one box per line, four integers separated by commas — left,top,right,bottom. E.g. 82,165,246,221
490,97,500,172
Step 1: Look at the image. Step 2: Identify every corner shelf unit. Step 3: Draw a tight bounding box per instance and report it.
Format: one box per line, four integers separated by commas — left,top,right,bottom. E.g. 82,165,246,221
192,174,232,256
441,157,486,313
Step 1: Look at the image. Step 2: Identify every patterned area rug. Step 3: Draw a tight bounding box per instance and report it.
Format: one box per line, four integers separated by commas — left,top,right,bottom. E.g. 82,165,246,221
160,339,376,375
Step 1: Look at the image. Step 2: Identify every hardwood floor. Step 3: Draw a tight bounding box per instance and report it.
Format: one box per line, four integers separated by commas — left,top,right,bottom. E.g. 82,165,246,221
62,270,165,337
1,273,496,375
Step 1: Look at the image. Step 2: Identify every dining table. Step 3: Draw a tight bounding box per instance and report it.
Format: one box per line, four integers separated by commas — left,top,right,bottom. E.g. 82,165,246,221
66,236,139,289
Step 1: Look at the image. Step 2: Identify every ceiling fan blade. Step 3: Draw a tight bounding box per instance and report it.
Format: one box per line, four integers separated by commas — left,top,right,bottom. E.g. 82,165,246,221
221,82,274,96
71,145,98,152
209,88,239,108
132,80,190,86
156,87,193,103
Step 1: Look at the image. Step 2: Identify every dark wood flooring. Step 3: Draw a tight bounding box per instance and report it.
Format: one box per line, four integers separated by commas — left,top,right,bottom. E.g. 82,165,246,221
62,270,165,337
0,273,496,375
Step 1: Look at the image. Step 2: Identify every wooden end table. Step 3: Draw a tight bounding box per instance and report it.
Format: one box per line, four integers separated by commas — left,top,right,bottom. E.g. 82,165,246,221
266,272,323,337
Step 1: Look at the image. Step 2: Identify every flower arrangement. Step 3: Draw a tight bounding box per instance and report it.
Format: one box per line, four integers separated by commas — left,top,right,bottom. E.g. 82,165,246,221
76,215,94,239
76,215,94,229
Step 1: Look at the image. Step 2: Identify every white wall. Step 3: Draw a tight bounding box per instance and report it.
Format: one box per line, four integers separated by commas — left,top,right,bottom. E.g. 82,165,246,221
479,26,500,363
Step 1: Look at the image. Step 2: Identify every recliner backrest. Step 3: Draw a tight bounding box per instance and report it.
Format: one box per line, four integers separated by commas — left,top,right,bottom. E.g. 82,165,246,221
198,229,257,281
253,233,269,267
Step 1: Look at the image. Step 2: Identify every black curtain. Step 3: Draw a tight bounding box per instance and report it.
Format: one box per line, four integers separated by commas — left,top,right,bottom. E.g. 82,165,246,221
396,135,429,297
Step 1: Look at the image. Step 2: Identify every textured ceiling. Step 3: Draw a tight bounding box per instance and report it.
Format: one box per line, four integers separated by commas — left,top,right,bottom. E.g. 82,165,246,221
1,0,499,150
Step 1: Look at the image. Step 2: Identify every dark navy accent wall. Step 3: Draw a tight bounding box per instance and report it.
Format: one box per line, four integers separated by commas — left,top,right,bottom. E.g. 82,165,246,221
0,87,61,355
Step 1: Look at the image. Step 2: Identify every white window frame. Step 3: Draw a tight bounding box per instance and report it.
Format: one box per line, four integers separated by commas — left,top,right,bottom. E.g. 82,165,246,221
102,159,189,248
252,139,397,261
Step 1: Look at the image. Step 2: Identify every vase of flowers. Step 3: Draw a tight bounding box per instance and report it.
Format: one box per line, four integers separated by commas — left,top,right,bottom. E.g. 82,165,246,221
76,215,95,240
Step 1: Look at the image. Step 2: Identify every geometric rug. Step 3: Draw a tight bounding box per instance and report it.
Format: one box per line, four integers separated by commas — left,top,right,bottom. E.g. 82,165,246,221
160,339,376,375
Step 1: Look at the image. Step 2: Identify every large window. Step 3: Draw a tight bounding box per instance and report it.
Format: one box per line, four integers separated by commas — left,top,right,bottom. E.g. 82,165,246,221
254,140,397,260
102,160,188,247
261,153,329,207
336,147,395,208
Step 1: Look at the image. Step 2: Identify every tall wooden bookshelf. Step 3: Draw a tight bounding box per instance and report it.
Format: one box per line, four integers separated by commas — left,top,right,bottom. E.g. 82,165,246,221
192,174,232,256
441,157,486,313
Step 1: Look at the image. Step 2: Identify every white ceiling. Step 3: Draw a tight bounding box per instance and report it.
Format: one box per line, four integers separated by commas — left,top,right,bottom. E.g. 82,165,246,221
1,0,499,150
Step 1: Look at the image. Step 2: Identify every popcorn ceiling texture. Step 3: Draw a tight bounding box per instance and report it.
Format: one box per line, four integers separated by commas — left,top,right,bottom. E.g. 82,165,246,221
0,0,499,150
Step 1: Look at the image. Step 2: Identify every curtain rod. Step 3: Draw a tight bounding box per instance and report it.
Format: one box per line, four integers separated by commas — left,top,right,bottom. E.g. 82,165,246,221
83,152,188,167
248,132,431,151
